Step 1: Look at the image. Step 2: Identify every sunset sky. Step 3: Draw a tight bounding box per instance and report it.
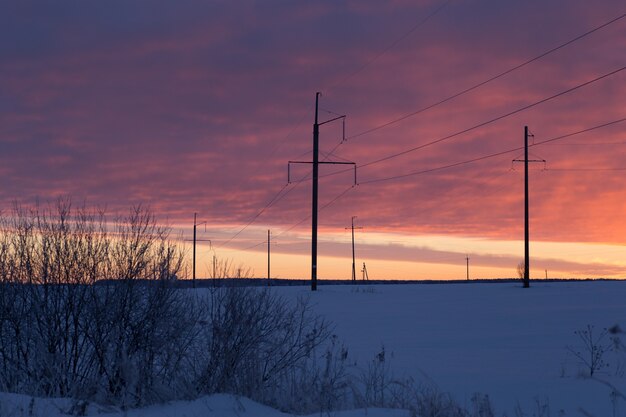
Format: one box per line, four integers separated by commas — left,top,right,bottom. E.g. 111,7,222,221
1,0,625,280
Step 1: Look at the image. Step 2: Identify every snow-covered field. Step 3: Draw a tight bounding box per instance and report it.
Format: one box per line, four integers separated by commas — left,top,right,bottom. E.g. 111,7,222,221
293,280,626,416
2,280,624,416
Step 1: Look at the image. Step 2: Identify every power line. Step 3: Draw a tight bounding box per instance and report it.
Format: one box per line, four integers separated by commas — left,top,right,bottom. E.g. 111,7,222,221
532,118,626,146
241,240,267,251
359,117,626,184
347,11,626,140
328,66,625,177
316,67,625,183
218,137,346,249
217,182,289,248
274,185,356,238
241,117,624,251
218,12,625,250
225,137,349,251
546,167,626,172
281,62,624,186
541,140,626,146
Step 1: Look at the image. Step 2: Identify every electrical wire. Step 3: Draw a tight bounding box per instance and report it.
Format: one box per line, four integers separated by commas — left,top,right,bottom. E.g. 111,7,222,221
218,11,626,250
221,136,348,249
237,118,625,255
217,105,624,249
274,185,356,238
546,167,626,172
347,11,626,140
217,182,290,248
361,66,625,168
318,66,625,181
359,117,626,184
241,240,268,251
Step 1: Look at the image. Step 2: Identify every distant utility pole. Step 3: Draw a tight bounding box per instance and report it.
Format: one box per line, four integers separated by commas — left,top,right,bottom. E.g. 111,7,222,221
212,254,217,284
361,262,369,280
512,126,545,289
288,93,356,291
345,216,363,282
466,255,469,281
189,213,210,289
267,229,271,286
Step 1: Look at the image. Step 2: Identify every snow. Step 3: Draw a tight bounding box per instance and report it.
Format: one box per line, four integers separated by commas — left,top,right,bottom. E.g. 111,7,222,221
0,392,410,417
288,280,626,416
2,280,625,416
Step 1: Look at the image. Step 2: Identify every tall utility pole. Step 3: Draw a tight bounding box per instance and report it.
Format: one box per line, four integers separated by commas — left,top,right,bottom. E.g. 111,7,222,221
345,216,363,282
212,255,217,283
524,125,529,288
193,213,197,287
267,229,271,286
190,213,210,289
288,93,354,291
512,126,544,289
312,93,320,291
466,255,469,281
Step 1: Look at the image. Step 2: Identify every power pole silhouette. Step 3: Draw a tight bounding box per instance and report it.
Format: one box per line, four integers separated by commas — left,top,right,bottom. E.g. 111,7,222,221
212,254,217,283
512,126,545,288
267,229,271,286
288,92,356,291
466,255,469,281
188,213,211,288
345,216,363,282
361,262,369,280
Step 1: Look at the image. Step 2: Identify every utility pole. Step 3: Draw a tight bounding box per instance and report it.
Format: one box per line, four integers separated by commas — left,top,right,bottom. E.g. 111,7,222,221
512,126,544,289
345,216,363,282
466,255,469,281
193,213,197,287
212,254,217,285
524,125,529,288
288,93,355,291
361,262,369,280
312,93,320,291
267,229,271,286
189,213,210,289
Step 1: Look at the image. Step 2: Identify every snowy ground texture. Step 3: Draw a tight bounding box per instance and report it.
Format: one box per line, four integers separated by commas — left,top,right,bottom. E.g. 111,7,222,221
2,280,625,416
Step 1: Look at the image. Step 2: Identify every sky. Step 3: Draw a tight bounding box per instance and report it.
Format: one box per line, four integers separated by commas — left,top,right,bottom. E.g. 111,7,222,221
1,0,625,280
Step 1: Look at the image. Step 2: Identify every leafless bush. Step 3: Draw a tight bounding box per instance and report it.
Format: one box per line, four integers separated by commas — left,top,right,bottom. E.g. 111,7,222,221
209,257,252,280
351,348,469,417
567,324,611,377
517,261,525,281
0,200,190,407
194,287,332,407
0,201,338,412
358,345,392,407
274,334,351,414
469,393,495,417
0,201,508,416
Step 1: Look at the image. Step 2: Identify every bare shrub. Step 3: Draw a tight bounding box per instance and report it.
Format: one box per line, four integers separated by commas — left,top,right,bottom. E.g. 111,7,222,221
517,261,525,281
470,393,495,417
0,200,190,407
359,345,391,407
266,334,351,414
352,348,469,417
195,287,332,407
567,324,611,377
209,256,253,281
